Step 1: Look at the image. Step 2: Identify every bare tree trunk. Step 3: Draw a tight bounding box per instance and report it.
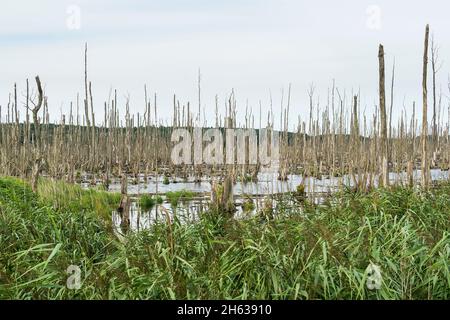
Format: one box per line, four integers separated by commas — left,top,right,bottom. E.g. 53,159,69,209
389,59,395,159
378,44,389,187
421,24,430,188
222,175,235,215
31,76,44,192
84,43,91,129
89,81,96,171
431,35,439,148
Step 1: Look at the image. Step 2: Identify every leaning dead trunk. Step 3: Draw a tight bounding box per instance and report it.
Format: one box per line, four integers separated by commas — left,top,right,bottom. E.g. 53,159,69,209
31,76,44,192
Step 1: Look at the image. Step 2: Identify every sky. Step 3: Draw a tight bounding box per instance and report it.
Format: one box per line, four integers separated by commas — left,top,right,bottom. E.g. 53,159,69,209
1,0,449,129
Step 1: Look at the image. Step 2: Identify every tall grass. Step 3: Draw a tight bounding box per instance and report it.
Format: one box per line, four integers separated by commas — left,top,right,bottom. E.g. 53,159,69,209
0,177,449,299
37,179,121,222
0,177,117,299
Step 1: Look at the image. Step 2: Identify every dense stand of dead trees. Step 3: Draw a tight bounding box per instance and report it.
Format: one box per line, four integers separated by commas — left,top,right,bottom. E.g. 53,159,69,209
0,26,449,192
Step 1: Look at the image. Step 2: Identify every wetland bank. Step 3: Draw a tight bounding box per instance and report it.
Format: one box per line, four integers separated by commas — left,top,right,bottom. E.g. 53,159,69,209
1,24,450,299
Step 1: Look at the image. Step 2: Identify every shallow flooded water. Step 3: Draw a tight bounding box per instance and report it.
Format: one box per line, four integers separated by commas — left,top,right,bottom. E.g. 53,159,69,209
105,169,449,233
101,169,449,196
112,195,278,234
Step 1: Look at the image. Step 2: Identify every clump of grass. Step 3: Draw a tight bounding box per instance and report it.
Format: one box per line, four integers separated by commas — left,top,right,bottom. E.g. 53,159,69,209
139,194,163,210
296,184,305,195
165,190,195,207
162,176,170,185
242,198,255,212
75,171,82,182
36,178,121,222
155,195,163,204
294,184,306,202
139,194,155,211
259,197,274,220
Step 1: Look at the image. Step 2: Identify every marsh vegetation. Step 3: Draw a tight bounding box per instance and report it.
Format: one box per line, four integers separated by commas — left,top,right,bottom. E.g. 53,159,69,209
1,177,450,299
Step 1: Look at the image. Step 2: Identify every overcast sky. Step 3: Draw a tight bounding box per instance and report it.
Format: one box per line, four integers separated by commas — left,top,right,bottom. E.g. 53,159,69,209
1,0,449,129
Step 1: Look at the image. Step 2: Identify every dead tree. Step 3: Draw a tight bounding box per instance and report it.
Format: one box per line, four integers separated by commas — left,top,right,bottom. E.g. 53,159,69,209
421,24,430,188
389,59,395,159
118,173,130,231
431,35,439,147
84,43,91,129
30,76,44,192
378,44,389,187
